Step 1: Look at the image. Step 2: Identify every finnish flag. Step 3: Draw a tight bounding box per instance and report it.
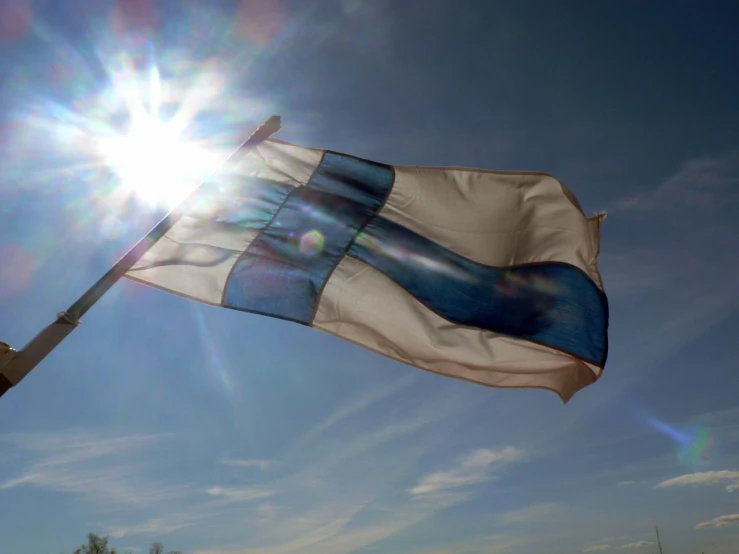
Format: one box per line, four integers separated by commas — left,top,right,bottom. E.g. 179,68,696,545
125,140,608,402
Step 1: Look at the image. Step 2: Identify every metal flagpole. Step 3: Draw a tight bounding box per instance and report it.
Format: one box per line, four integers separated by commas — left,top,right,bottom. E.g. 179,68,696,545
0,115,282,398
655,526,663,554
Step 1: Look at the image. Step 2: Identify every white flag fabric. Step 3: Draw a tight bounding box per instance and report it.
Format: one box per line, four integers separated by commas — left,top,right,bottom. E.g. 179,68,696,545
125,139,608,402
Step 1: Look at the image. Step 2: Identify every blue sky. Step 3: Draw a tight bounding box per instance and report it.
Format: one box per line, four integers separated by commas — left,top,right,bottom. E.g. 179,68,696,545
1,1,738,553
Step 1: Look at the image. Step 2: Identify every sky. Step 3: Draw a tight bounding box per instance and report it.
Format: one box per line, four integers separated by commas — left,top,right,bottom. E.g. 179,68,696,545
1,1,738,553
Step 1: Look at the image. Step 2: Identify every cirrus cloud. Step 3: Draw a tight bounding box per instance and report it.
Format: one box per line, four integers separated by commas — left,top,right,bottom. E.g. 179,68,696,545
408,447,525,496
619,541,653,549
696,513,739,529
219,458,273,471
655,470,739,493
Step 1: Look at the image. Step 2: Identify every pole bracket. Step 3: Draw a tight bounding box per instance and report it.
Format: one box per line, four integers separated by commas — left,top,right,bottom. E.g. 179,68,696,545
0,342,18,392
57,312,81,326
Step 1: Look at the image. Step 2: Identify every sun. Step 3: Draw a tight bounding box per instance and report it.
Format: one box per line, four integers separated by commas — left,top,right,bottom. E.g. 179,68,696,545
97,114,207,209
53,57,231,212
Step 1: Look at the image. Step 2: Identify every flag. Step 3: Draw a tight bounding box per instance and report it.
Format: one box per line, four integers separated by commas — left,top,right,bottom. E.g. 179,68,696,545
124,140,608,402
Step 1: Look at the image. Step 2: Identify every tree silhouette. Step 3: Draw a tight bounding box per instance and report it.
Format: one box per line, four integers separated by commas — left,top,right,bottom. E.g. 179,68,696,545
72,534,116,554
148,541,180,554
68,533,181,554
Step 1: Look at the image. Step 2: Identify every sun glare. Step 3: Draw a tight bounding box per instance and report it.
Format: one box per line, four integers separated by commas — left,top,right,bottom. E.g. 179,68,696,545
92,62,221,210
97,114,206,208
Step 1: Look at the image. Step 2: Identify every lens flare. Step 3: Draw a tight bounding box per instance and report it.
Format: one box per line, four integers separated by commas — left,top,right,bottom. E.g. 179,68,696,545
495,271,559,296
235,0,285,45
678,427,716,465
0,244,37,298
299,229,325,256
646,416,716,466
1,2,275,249
0,0,33,43
111,0,158,44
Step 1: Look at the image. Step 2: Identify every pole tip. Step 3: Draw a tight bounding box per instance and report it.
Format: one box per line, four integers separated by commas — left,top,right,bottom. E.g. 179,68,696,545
261,115,281,133
0,342,17,398
246,115,282,145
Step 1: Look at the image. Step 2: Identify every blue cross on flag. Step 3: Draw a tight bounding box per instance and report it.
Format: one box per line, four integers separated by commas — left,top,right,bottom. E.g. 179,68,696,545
125,139,608,402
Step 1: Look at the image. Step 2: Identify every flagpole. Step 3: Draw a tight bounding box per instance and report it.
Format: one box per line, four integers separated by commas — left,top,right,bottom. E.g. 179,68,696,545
0,115,282,398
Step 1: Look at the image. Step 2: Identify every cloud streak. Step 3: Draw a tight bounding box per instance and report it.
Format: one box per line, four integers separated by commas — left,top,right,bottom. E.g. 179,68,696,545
193,491,466,554
696,513,739,529
107,515,195,539
408,447,525,496
93,383,478,553
0,430,283,540
205,486,275,503
219,458,273,471
617,149,739,212
0,432,193,507
619,541,653,549
293,375,417,449
497,502,560,525
399,534,530,554
655,470,739,493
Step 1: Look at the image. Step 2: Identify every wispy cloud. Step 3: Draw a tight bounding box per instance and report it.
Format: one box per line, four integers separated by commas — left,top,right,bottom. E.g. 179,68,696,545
617,149,739,211
618,481,635,486
583,545,611,552
294,375,417,448
283,383,470,490
0,430,280,540
595,147,739,375
179,384,474,553
408,447,525,496
696,513,739,529
219,458,272,471
655,470,739,492
619,541,653,549
0,431,192,507
255,502,281,520
194,496,461,554
584,259,739,404
400,534,531,554
107,515,195,539
205,486,275,503
237,392,469,552
498,502,560,525
0,385,480,552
